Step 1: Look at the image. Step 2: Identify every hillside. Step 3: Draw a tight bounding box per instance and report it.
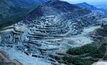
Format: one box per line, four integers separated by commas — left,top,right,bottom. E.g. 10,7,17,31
0,0,49,28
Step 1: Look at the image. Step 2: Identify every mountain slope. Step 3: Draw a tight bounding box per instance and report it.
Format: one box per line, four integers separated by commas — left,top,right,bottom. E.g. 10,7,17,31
76,2,97,10
0,0,49,28
76,2,105,16
0,0,101,65
24,0,99,36
27,0,91,19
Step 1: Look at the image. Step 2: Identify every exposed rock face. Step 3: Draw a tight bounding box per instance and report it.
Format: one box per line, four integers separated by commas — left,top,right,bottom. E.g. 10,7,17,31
25,0,99,36
0,0,101,65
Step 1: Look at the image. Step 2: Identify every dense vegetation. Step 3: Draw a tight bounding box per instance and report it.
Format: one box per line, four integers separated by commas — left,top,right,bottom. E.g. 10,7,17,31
0,62,15,65
0,0,48,29
0,5,40,29
96,25,107,36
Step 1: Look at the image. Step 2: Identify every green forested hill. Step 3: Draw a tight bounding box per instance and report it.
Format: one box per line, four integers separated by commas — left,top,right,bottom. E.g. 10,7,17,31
0,0,49,28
